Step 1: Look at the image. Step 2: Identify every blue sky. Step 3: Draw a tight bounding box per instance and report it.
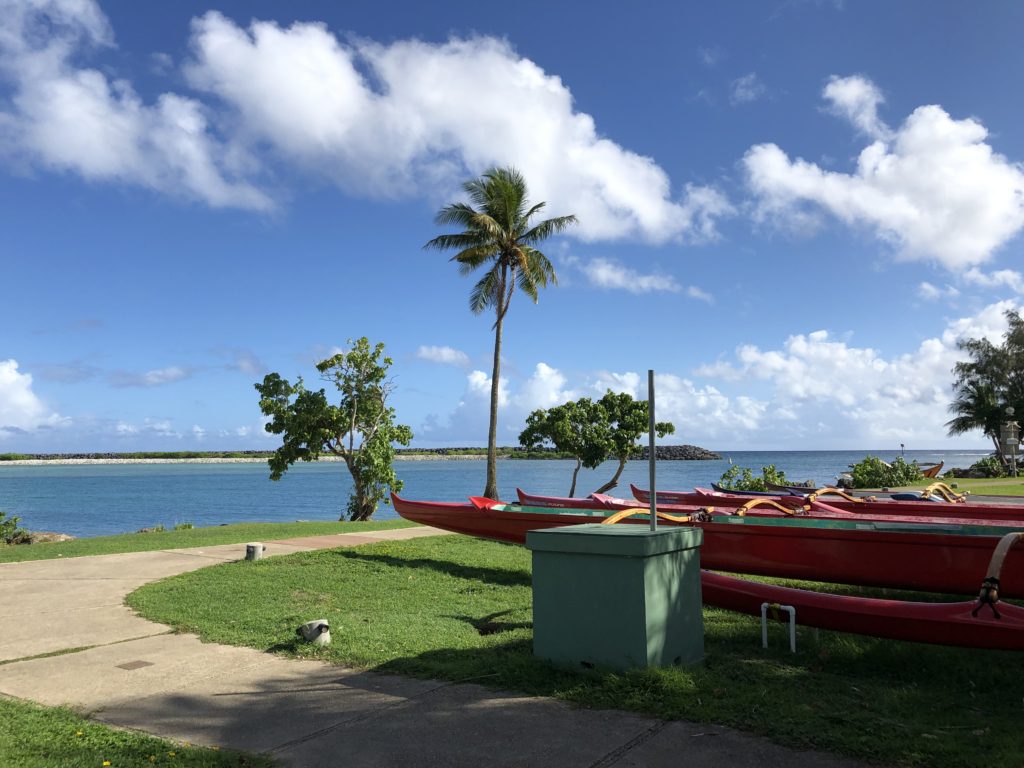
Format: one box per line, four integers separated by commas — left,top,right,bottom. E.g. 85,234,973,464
3,0,1023,452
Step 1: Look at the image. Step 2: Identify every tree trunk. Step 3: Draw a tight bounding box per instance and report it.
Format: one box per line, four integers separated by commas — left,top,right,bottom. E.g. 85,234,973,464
484,303,504,499
992,433,1008,467
568,458,582,497
593,456,627,495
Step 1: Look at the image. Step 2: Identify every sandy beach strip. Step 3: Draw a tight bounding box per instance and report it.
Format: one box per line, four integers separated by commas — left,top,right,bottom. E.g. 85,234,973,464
0,454,488,466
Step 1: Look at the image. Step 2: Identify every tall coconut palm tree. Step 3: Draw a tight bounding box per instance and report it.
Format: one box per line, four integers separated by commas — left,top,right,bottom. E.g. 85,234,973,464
946,377,1002,454
425,167,577,498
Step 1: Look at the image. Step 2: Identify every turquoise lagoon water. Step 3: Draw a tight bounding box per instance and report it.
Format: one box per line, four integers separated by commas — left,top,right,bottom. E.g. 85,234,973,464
0,449,990,538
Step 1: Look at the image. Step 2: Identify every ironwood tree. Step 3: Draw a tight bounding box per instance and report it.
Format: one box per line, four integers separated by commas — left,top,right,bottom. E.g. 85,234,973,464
520,391,674,496
255,337,412,521
594,390,675,494
519,398,610,497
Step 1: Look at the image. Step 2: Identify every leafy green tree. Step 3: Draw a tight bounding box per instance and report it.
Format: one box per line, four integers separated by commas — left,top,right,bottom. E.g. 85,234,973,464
593,390,674,494
425,167,577,498
519,398,610,496
255,338,413,521
947,310,1024,458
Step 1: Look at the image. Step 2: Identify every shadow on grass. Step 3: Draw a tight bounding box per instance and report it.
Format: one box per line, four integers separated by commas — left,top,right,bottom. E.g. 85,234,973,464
367,631,1024,768
445,608,533,636
333,549,532,587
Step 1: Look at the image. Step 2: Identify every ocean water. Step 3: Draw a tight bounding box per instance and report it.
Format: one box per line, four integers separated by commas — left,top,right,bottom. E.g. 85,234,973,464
0,449,991,538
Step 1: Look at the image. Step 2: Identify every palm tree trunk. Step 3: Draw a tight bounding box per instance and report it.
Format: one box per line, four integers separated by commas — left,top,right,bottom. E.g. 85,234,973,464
484,305,503,499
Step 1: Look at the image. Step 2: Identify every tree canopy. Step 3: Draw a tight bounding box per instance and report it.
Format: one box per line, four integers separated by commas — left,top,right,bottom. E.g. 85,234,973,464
519,398,610,497
947,309,1024,457
255,337,412,521
594,390,675,494
425,166,577,498
519,391,674,496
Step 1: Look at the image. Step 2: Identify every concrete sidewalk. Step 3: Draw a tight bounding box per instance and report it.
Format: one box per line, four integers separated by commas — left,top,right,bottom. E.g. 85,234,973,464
0,528,866,767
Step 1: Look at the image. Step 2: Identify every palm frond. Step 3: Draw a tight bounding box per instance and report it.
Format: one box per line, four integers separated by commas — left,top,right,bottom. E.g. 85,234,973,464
454,245,499,275
522,201,547,222
469,212,505,240
516,264,540,303
522,247,558,287
432,202,480,229
469,267,502,315
424,232,488,252
521,215,579,245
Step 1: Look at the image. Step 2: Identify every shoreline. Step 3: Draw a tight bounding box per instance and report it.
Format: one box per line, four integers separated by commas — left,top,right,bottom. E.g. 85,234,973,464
0,455,489,466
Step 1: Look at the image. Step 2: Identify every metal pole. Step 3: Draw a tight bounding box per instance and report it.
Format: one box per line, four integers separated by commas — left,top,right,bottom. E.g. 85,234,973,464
648,369,657,532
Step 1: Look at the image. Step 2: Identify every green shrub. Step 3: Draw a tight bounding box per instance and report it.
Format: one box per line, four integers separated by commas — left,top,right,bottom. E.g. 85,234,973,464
850,456,924,488
0,510,30,545
717,464,787,491
968,455,1006,478
173,522,194,531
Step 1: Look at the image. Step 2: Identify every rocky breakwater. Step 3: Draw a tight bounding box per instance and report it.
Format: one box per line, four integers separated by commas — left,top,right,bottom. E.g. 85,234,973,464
638,445,722,460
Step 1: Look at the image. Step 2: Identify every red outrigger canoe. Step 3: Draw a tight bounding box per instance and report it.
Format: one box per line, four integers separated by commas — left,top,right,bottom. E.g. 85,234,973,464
630,484,1024,522
515,488,1024,529
392,494,1024,650
393,495,1024,596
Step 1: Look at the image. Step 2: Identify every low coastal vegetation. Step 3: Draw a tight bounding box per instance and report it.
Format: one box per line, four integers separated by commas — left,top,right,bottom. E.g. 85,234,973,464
0,509,29,544
0,520,413,564
850,455,925,488
129,535,1024,768
716,464,789,491
0,697,274,767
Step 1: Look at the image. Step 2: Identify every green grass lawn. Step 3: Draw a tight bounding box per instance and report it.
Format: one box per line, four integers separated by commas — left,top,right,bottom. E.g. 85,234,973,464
0,520,414,563
128,536,1024,768
0,696,276,767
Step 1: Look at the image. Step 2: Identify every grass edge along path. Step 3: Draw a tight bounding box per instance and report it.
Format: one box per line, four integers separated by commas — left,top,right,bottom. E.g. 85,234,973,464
129,535,1024,768
0,520,415,564
0,695,277,767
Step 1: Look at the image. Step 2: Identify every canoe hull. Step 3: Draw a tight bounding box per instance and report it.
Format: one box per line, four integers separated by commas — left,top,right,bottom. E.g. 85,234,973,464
393,495,1024,650
702,572,1024,651
393,495,1024,597
631,484,1024,522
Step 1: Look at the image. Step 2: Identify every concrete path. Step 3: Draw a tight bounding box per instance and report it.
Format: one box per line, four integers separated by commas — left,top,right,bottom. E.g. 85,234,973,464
0,528,867,767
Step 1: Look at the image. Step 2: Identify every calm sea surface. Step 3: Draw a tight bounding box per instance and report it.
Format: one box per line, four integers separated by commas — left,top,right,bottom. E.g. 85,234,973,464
0,450,991,538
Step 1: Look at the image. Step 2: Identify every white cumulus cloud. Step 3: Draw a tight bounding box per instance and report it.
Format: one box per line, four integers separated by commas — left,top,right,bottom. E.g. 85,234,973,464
417,345,470,366
693,300,1023,445
109,365,193,388
963,268,1024,294
0,0,271,210
917,282,959,301
184,13,731,243
822,74,889,139
0,359,66,435
730,72,766,105
582,258,680,293
514,363,575,411
744,75,1024,270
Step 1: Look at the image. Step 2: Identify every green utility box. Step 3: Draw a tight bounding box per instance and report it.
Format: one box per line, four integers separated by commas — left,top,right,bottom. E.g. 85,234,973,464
526,524,704,671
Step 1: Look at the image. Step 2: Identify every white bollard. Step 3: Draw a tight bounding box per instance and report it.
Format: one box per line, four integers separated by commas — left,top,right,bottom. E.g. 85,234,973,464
761,602,797,653
245,542,266,561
